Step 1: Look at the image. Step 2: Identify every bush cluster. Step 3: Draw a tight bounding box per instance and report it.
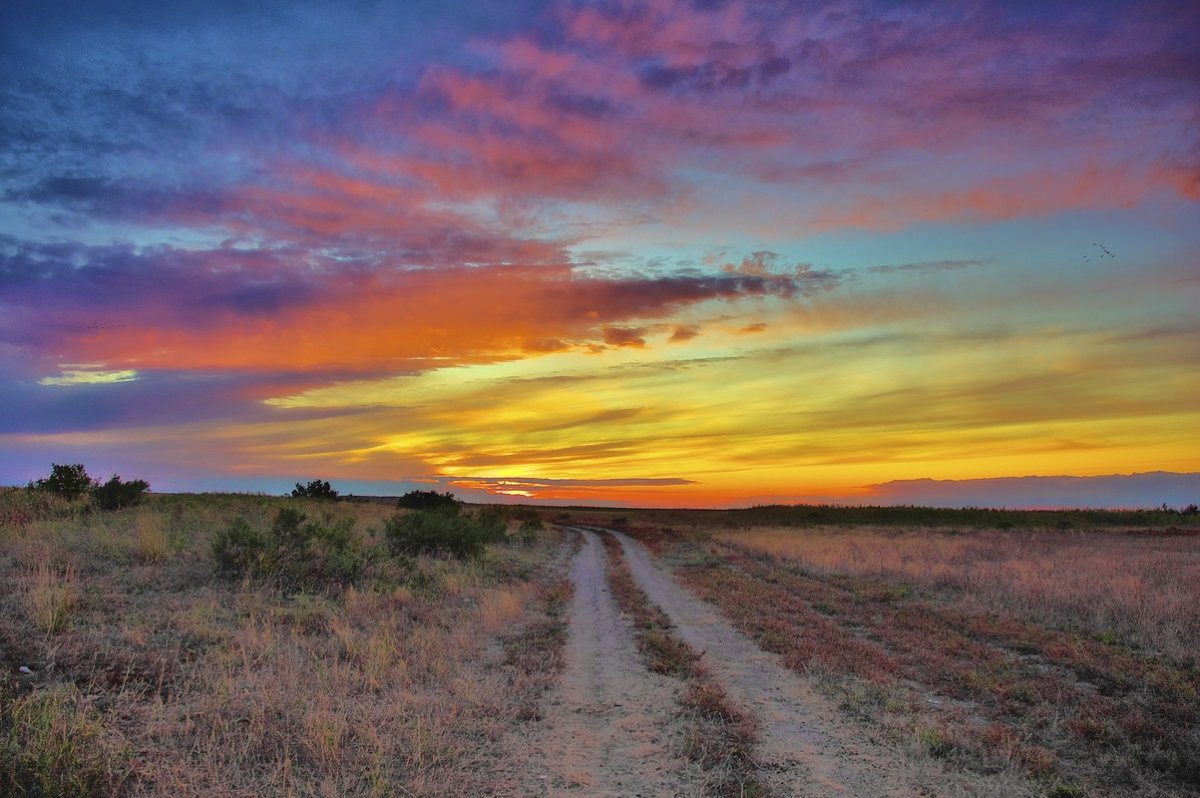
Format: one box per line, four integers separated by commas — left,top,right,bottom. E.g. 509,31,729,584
291,479,339,499
29,464,96,501
93,476,150,511
29,464,149,510
211,492,517,589
396,490,460,512
211,507,363,591
382,504,504,560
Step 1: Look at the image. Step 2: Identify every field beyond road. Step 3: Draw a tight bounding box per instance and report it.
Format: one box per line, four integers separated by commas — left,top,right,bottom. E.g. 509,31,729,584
2,491,1197,797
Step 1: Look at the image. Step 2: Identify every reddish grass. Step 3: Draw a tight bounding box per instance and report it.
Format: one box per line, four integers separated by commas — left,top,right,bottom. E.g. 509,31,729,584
724,526,1200,664
653,528,1200,798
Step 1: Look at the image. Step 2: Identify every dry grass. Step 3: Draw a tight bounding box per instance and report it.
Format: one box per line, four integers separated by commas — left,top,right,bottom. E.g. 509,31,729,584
0,492,571,797
131,511,171,563
724,526,1200,663
26,561,78,634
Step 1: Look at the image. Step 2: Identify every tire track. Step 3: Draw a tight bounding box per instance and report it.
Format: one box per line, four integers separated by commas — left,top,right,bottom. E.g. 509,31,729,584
505,529,708,797
600,527,928,797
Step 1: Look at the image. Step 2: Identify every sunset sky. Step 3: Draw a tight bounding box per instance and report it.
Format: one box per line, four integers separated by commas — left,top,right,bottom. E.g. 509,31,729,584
2,0,1198,507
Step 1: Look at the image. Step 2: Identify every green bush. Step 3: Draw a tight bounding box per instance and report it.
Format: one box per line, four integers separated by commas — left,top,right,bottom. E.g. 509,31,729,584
291,479,339,499
475,506,507,538
383,508,505,560
516,517,543,546
92,476,150,511
211,508,363,591
396,490,461,512
211,518,267,576
30,464,96,500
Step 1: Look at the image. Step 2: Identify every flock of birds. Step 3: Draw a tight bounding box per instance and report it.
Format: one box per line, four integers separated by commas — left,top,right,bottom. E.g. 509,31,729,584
1084,242,1115,263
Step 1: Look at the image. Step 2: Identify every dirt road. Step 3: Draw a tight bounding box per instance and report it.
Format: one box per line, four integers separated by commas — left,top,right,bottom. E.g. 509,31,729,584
506,529,710,796
605,528,925,797
506,527,927,797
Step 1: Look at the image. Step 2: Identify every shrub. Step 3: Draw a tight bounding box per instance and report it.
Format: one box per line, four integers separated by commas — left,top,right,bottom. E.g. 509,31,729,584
0,683,132,797
292,479,339,500
516,517,543,546
396,490,461,512
92,475,150,511
30,464,95,500
211,518,267,576
383,509,505,560
475,506,507,538
266,509,362,590
211,509,363,591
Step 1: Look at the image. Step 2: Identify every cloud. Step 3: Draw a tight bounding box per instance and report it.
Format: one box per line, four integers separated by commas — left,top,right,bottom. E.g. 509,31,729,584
669,324,700,342
866,259,995,276
1,236,827,377
602,326,647,348
39,368,138,386
534,407,645,432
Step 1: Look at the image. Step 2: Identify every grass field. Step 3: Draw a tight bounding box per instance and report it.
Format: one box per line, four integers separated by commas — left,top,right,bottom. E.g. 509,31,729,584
3,489,1197,796
0,490,569,797
614,515,1200,798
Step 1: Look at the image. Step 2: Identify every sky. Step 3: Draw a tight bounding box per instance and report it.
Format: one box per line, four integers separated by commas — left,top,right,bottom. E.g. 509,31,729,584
1,0,1198,507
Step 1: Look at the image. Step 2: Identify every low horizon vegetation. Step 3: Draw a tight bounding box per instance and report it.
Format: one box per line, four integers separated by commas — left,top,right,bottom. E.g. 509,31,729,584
25,463,150,511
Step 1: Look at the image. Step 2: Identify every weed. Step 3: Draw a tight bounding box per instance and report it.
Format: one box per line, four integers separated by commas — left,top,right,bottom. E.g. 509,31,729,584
133,512,170,562
0,488,74,528
913,725,955,758
1045,780,1086,798
27,562,77,634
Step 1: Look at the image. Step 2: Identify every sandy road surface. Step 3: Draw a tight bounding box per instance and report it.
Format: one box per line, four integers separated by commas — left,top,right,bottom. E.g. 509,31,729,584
604,528,927,798
502,529,709,797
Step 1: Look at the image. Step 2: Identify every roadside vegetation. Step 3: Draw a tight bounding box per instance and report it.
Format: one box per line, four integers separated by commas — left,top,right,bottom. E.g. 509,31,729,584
618,517,1200,798
0,487,570,797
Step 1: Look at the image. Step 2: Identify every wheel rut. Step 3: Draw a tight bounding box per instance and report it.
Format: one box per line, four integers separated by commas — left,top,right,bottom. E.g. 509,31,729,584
600,527,929,797
503,529,708,797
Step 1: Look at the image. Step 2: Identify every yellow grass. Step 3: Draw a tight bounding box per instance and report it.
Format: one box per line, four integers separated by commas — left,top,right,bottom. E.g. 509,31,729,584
133,511,171,562
27,561,78,634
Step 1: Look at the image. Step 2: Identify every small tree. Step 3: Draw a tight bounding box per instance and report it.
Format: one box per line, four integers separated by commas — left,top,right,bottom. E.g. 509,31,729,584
397,490,460,513
92,475,150,510
292,479,339,500
31,464,96,500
